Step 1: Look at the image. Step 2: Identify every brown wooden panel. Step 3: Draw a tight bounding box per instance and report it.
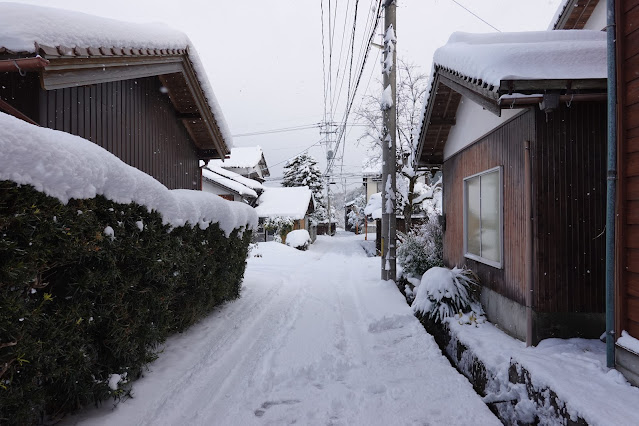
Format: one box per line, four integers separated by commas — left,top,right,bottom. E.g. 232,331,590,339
628,176,639,200
626,320,639,338
629,201,639,223
623,0,639,13
625,78,639,108
443,110,534,306
628,297,639,323
628,248,639,273
623,5,639,37
37,76,199,189
627,152,639,176
627,225,639,248
625,101,639,131
628,136,639,153
629,273,639,297
533,102,606,313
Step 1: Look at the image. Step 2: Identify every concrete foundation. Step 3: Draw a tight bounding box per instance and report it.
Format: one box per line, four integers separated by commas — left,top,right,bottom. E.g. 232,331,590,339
616,345,639,388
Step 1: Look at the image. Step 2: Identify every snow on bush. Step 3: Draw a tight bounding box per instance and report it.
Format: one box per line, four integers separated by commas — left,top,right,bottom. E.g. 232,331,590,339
412,266,482,323
397,213,443,279
263,216,294,243
286,229,312,251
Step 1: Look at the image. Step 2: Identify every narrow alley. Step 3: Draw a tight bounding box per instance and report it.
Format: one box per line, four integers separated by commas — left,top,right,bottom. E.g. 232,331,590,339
69,232,499,425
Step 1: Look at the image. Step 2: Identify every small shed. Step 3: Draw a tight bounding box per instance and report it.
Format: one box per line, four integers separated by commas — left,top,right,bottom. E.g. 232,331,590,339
210,146,270,183
201,164,263,205
254,187,316,241
0,3,231,190
415,30,607,345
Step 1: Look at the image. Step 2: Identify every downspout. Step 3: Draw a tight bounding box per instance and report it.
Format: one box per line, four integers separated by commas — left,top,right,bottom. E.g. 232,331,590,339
525,140,533,347
606,0,617,369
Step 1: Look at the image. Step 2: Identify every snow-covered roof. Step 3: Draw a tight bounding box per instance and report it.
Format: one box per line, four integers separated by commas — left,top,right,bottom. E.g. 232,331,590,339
212,146,266,169
202,168,258,199
0,112,256,236
0,2,233,150
433,30,606,89
204,164,263,191
362,157,382,177
254,187,313,220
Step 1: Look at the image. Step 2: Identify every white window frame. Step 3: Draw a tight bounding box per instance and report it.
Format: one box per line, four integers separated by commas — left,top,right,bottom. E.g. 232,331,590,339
463,166,503,269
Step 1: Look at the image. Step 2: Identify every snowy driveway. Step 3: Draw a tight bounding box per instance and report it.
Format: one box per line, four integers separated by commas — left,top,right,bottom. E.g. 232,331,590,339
68,232,499,426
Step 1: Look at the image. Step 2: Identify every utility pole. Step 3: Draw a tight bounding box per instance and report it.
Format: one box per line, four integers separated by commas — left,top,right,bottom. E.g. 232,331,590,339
381,0,396,281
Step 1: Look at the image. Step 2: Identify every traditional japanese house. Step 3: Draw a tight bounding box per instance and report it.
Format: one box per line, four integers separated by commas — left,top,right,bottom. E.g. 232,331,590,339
201,164,263,205
614,0,639,386
0,3,232,190
254,186,316,242
415,29,608,345
210,146,271,183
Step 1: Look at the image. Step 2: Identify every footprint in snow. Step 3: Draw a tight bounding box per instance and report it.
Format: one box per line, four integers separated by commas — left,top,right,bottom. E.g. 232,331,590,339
254,399,301,417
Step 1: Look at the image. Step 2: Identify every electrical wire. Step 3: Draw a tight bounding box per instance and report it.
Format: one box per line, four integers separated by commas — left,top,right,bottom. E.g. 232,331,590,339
450,0,501,32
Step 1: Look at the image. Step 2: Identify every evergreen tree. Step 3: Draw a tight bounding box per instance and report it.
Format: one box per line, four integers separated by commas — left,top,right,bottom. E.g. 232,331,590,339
281,154,324,194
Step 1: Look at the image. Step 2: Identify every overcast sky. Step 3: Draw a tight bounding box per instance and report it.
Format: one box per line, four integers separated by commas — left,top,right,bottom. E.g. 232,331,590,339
17,0,563,191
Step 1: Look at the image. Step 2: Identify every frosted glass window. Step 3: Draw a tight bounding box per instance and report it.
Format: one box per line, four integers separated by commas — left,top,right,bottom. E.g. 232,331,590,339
464,168,502,267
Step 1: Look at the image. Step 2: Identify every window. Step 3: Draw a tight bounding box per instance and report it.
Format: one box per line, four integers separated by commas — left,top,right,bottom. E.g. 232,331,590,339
463,167,502,268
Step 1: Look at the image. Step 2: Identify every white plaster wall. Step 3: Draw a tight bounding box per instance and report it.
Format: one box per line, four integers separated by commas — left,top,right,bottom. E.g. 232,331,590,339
202,181,241,202
583,1,606,31
443,96,521,160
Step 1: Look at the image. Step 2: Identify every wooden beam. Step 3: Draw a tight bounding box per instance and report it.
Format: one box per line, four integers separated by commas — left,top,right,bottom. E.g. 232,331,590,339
429,117,456,126
439,74,501,116
498,78,607,94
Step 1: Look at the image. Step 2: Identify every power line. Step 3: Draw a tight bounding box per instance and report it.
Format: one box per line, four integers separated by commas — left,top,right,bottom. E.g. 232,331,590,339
268,140,324,169
450,0,501,32
232,123,321,137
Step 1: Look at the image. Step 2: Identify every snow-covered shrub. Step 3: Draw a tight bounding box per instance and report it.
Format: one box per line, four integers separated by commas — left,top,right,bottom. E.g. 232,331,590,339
263,216,294,243
0,181,252,422
397,213,443,278
411,266,482,323
286,229,312,251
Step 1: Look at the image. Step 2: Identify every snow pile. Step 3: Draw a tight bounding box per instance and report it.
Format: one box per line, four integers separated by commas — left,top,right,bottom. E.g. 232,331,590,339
364,192,382,220
201,167,258,198
433,30,606,88
412,266,482,323
618,330,639,354
0,112,256,236
211,146,265,169
255,187,312,220
0,2,234,148
285,229,311,251
447,321,639,425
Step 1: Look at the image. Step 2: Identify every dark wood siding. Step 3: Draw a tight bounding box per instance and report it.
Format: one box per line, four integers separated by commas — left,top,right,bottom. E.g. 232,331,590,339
443,110,535,306
37,76,199,190
532,102,607,314
618,0,639,338
0,72,40,123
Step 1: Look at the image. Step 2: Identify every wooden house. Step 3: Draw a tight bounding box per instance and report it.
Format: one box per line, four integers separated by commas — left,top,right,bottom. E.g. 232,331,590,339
254,187,316,242
614,0,639,387
210,146,271,183
0,3,231,190
415,29,607,345
201,164,263,205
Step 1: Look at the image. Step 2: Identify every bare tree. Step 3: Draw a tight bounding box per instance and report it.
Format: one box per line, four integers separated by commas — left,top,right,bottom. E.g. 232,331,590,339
355,59,430,230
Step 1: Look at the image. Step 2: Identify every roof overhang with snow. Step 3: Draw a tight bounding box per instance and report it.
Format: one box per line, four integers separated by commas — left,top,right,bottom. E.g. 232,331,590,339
0,3,232,160
415,30,607,168
552,0,601,30
211,146,271,178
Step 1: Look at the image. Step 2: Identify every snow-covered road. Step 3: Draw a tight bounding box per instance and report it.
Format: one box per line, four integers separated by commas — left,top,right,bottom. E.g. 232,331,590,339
68,232,499,425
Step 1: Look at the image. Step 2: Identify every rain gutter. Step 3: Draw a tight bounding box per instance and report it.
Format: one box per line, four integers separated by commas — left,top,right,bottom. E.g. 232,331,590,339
0,56,49,74
606,0,617,369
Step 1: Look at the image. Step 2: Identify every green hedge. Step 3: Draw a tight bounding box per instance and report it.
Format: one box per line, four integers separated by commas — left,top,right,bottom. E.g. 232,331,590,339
0,181,252,424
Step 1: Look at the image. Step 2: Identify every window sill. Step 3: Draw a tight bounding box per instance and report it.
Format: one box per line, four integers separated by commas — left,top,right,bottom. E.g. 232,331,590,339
464,253,502,269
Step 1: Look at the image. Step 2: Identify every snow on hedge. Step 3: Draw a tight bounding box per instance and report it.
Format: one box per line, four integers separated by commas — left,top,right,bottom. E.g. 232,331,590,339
0,112,256,236
0,2,234,148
